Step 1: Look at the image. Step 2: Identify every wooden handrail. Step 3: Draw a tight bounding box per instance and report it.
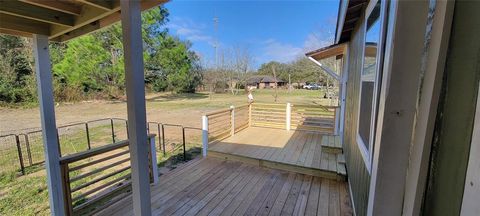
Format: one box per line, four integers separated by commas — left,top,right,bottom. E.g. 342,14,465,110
59,134,155,164
205,108,232,116
60,134,157,215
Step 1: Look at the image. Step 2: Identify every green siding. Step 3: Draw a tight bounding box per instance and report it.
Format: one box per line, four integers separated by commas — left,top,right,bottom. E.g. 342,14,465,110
343,8,371,216
423,1,480,215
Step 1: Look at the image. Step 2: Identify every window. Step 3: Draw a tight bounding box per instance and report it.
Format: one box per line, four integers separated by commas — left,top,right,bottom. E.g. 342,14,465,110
357,0,384,170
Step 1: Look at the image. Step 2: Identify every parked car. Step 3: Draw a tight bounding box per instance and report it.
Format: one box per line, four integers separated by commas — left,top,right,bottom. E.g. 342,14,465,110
303,83,320,90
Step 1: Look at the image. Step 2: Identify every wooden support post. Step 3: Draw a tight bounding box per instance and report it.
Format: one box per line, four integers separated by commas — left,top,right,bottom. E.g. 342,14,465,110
230,105,235,136
33,34,66,216
286,103,291,131
120,0,151,215
202,115,208,157
149,137,158,185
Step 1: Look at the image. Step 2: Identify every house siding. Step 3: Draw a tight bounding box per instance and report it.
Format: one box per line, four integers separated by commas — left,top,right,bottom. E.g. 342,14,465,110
423,1,480,215
343,8,371,216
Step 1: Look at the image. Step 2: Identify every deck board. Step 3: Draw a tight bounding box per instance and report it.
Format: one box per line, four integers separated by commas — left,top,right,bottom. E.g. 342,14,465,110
209,127,340,174
95,158,352,216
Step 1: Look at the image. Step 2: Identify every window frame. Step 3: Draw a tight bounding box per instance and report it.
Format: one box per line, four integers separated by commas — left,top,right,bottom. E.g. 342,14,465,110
356,0,388,173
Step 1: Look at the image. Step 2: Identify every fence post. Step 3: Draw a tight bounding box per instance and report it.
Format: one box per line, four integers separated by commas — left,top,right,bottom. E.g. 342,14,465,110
110,119,115,143
157,123,162,151
56,129,62,156
149,136,159,185
24,134,33,166
125,120,129,139
248,103,252,127
286,103,291,131
15,135,25,175
85,123,91,150
182,127,187,161
60,163,73,215
334,107,340,135
202,115,208,157
161,124,166,156
230,105,235,136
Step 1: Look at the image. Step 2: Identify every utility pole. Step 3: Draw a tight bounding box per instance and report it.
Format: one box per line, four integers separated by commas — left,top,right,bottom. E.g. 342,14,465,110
210,15,219,100
213,16,219,69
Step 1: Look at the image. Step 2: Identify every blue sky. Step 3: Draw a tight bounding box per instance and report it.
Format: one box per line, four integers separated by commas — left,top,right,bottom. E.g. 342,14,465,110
164,0,339,69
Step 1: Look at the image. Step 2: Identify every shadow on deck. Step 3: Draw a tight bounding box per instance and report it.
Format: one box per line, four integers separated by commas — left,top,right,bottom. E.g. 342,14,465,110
96,157,353,216
208,127,346,181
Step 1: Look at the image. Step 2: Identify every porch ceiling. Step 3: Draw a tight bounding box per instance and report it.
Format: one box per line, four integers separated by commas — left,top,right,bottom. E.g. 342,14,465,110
305,43,347,61
335,0,367,44
0,0,168,42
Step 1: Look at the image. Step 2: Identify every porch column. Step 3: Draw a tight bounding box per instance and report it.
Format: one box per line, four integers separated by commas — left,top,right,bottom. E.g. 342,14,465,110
33,34,65,216
120,0,151,215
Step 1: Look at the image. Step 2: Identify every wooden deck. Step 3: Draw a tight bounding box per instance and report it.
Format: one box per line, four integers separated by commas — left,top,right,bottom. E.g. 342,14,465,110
96,158,352,216
208,127,345,180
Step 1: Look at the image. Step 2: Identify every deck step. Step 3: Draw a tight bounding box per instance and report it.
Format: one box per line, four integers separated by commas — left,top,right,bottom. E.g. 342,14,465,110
321,135,343,154
337,162,347,176
337,154,346,164
208,150,346,181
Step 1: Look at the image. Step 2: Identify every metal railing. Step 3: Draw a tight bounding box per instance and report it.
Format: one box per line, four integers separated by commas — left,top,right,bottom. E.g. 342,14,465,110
0,118,201,176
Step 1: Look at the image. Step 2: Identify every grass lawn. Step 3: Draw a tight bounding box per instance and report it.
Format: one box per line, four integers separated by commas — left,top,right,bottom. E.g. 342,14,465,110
146,89,331,111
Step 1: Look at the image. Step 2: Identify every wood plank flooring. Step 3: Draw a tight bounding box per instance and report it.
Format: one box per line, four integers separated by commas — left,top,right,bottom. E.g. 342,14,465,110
209,127,343,176
96,158,352,216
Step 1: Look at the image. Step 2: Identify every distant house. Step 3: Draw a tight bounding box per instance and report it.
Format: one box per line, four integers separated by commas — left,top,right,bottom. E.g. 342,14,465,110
246,75,286,89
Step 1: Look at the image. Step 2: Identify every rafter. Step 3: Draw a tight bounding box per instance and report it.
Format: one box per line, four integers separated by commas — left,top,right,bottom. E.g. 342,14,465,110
76,0,115,11
19,0,82,16
0,13,50,36
0,0,75,27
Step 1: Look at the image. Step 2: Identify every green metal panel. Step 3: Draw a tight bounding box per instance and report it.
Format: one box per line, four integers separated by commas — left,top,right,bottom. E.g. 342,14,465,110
343,8,371,216
423,1,480,215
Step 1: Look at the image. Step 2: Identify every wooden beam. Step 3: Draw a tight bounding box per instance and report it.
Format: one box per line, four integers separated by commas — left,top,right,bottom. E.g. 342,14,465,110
120,0,151,215
0,14,50,36
0,28,32,38
0,0,75,27
33,34,66,216
20,0,82,16
49,4,120,39
76,0,114,11
54,0,168,42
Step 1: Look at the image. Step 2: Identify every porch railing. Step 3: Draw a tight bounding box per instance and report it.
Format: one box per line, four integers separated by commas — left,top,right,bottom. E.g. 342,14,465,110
59,134,157,215
202,102,340,155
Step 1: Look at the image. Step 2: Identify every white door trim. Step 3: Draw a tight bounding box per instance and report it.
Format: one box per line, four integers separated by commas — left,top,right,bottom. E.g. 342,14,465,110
401,1,455,215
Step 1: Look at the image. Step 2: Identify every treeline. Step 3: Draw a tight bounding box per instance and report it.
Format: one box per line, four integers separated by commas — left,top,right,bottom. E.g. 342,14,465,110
0,6,201,105
257,57,336,85
200,44,337,95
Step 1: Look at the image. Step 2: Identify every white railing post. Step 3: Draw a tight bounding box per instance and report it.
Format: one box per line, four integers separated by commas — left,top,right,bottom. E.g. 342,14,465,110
230,105,235,136
202,115,208,157
286,103,291,131
149,136,158,185
334,107,340,135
